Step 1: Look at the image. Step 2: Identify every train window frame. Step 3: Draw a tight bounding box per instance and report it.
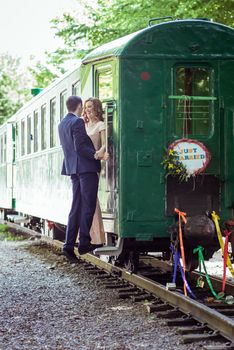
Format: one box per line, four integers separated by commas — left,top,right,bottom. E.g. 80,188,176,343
0,135,3,164
41,104,47,150
15,122,19,160
33,110,39,152
94,64,113,101
170,64,216,138
50,97,57,148
3,132,6,163
21,119,25,157
0,133,6,164
27,115,32,155
60,89,67,121
72,80,80,96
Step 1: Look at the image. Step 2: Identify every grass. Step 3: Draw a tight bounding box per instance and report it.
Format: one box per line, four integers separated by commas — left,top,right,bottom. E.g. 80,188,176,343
0,224,25,241
0,224,8,232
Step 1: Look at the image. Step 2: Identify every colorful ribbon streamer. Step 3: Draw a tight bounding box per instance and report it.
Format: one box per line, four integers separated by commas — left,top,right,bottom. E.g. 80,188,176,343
171,245,196,299
222,229,232,292
211,211,234,278
174,208,187,296
193,245,221,300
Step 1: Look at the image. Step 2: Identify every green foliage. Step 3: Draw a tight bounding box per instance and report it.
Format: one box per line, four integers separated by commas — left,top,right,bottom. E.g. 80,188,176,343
49,0,234,69
28,60,59,88
0,224,25,241
0,54,31,125
30,0,233,77
0,224,8,232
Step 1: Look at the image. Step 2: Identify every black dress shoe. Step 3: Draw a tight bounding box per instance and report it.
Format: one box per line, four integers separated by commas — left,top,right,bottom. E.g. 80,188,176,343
62,249,79,263
78,243,101,255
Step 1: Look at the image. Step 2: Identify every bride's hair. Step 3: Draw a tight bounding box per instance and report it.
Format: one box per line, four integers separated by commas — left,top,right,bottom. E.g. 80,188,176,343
82,97,104,123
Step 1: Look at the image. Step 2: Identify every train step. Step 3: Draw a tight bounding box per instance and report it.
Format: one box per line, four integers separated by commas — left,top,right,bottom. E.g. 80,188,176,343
94,238,123,256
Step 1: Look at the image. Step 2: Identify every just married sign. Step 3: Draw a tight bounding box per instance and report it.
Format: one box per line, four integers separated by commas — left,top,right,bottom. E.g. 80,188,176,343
169,139,211,175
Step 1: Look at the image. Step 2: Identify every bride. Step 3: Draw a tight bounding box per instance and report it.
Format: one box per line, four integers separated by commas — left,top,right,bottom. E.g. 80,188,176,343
82,97,109,245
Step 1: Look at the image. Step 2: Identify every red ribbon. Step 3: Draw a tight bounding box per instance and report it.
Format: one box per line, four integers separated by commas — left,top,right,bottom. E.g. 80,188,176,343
222,229,232,293
47,220,54,231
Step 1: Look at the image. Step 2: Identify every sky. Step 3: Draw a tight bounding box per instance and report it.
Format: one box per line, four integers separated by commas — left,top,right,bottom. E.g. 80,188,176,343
0,0,80,65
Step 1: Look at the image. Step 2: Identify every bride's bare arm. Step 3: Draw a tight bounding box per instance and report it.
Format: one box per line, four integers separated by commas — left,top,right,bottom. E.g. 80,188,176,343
95,129,109,160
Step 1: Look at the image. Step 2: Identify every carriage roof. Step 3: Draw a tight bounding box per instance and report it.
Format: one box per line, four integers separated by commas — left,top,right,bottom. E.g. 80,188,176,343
82,19,234,63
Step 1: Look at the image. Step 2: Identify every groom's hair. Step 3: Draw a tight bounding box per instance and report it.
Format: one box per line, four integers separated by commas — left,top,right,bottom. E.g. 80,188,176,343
66,96,82,112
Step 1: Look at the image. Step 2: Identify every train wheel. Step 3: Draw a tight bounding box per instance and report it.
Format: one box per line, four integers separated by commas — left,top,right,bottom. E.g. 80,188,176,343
124,251,139,274
185,248,199,271
109,256,118,266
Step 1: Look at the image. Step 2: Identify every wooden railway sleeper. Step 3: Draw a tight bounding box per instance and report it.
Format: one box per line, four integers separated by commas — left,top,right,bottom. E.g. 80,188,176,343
203,343,234,350
220,309,234,317
117,287,139,293
84,265,98,271
146,302,174,313
88,269,107,275
94,274,113,279
24,234,234,345
131,294,155,302
182,330,226,344
102,279,127,285
156,309,184,319
118,290,147,299
167,314,200,327
104,283,129,289
176,324,211,334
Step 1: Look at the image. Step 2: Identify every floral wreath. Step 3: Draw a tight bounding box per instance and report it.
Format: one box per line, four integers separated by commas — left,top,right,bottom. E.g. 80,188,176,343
161,149,190,182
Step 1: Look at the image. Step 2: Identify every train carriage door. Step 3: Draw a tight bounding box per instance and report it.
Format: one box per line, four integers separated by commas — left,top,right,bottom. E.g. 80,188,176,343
94,64,117,236
220,61,234,209
165,63,220,216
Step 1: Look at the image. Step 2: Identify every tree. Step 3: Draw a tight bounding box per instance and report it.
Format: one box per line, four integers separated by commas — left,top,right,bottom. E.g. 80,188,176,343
24,0,234,92
28,59,59,89
49,0,234,69
0,54,32,124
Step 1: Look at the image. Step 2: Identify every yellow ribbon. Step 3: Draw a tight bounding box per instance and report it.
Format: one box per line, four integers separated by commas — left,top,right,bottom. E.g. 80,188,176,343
211,211,234,278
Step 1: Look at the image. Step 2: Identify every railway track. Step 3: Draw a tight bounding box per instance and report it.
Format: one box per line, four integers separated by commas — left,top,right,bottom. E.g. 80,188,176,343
3,222,234,348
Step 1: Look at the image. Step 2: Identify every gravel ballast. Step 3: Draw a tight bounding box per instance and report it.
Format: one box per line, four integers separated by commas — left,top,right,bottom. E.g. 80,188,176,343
0,235,224,349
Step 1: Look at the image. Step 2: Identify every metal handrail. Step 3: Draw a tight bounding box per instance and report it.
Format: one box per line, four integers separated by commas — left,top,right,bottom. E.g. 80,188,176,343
148,16,173,26
169,95,217,101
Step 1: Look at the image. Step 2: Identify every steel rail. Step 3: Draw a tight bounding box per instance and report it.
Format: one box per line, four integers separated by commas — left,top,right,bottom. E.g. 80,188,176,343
40,237,234,342
1,222,234,342
140,254,234,296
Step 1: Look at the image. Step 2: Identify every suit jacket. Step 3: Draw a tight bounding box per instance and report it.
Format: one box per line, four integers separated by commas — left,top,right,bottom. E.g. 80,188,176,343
58,113,101,175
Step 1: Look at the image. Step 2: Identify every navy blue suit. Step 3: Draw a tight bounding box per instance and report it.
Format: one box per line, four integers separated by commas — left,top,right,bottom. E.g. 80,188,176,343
58,113,101,250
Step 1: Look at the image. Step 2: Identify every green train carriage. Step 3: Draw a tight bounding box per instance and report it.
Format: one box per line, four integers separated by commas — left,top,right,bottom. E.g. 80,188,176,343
82,18,234,270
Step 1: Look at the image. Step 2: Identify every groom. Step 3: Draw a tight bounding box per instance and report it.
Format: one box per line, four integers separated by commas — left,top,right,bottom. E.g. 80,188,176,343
58,95,101,260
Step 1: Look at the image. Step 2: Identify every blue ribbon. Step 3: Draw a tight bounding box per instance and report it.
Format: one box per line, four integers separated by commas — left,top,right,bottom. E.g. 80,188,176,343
170,245,196,299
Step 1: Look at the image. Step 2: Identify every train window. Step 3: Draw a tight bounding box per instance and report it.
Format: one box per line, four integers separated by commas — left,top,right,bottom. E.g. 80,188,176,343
0,135,3,164
15,123,19,160
3,132,6,163
27,115,32,154
21,120,25,156
50,98,57,148
96,68,113,100
171,67,215,136
41,104,47,150
33,110,39,152
72,81,80,96
60,90,67,120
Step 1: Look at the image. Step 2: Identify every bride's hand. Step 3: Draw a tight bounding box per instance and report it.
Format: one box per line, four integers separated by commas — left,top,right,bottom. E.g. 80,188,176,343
95,149,105,159
103,152,109,161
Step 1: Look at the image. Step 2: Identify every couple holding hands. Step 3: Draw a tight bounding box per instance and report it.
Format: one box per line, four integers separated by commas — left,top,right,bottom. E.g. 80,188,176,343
58,96,108,261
